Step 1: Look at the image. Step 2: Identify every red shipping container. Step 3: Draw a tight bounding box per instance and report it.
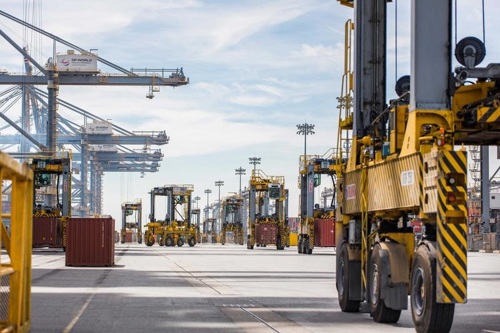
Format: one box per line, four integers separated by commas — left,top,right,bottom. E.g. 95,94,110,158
314,218,335,247
125,230,133,243
33,217,63,248
255,224,278,244
65,217,115,267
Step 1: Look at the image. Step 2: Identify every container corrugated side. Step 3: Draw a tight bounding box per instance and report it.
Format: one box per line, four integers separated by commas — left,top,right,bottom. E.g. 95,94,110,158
65,217,115,267
314,218,335,247
33,217,63,248
255,224,278,244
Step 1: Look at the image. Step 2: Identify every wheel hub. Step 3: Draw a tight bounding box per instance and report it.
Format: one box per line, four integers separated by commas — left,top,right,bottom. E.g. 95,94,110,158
413,267,425,316
339,260,345,294
371,263,379,306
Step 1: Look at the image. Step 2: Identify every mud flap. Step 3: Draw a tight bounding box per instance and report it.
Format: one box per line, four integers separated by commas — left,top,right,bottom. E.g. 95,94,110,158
379,243,409,310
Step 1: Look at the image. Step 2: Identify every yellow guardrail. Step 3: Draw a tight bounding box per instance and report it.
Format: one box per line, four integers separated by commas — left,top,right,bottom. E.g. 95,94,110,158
0,151,34,333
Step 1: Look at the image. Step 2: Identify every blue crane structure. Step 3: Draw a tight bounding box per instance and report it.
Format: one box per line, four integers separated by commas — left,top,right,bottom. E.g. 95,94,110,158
0,10,189,216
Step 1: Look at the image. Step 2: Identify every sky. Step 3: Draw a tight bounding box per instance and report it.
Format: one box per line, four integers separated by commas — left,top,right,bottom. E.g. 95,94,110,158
1,0,500,229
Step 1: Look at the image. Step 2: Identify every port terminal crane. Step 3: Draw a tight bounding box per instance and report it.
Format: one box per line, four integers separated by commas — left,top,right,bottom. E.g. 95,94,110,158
246,170,289,250
121,199,142,244
30,151,71,249
145,184,197,247
0,10,187,215
298,151,337,254
220,194,245,246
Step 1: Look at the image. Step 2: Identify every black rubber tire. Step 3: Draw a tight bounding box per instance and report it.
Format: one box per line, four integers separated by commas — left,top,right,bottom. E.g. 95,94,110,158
165,236,174,247
188,237,196,247
177,237,185,247
145,233,154,247
368,245,401,323
337,243,360,312
303,239,310,255
276,237,284,250
411,245,455,333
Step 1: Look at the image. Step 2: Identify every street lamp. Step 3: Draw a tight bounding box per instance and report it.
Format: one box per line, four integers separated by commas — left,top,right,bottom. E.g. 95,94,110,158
204,189,212,219
194,196,201,209
249,157,261,176
215,181,224,235
235,167,246,195
296,123,315,167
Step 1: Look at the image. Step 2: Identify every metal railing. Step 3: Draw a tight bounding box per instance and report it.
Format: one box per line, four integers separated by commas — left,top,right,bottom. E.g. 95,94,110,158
0,150,33,333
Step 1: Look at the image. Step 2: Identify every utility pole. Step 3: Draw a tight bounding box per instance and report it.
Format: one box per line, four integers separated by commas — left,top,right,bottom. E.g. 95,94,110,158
249,157,261,176
215,180,224,235
235,167,246,195
296,123,315,166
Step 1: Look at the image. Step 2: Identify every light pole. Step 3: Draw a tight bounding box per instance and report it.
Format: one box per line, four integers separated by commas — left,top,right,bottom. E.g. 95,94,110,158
235,167,246,195
194,196,201,209
204,189,211,220
296,123,315,166
215,181,224,235
249,157,261,176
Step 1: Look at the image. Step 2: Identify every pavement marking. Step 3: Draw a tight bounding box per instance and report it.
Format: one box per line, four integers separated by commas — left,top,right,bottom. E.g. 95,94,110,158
62,293,94,333
241,307,280,333
153,247,239,295
61,269,112,332
220,306,312,333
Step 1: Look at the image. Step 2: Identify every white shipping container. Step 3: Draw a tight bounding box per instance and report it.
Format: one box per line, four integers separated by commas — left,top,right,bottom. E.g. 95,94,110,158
56,54,98,72
85,122,113,135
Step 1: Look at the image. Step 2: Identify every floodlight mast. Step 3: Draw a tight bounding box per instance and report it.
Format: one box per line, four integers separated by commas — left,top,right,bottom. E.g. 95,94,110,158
296,123,315,166
235,167,246,195
248,157,261,176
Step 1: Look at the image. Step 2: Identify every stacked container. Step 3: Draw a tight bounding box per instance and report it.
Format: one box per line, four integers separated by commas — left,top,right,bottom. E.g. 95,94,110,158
65,217,115,267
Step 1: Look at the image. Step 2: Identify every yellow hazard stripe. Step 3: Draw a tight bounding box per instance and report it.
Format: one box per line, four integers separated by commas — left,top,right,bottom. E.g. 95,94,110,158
479,106,500,123
437,150,467,304
437,234,467,289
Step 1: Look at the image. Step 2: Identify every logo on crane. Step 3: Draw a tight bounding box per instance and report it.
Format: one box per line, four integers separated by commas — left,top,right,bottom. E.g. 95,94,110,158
61,58,70,66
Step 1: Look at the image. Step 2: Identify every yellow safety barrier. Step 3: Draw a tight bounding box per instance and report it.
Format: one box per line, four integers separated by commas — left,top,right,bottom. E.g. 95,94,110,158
0,151,33,333
289,233,298,246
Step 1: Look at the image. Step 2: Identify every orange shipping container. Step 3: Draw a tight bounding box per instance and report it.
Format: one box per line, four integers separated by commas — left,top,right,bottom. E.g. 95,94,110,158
314,218,335,247
65,217,115,267
33,217,63,248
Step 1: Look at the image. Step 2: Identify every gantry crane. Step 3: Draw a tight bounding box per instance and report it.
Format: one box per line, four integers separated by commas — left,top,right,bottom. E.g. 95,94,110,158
335,1,498,332
191,207,201,244
0,10,188,152
121,199,142,244
144,184,197,247
298,153,337,254
220,195,245,246
0,10,188,215
30,151,71,249
201,216,217,243
246,170,289,250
